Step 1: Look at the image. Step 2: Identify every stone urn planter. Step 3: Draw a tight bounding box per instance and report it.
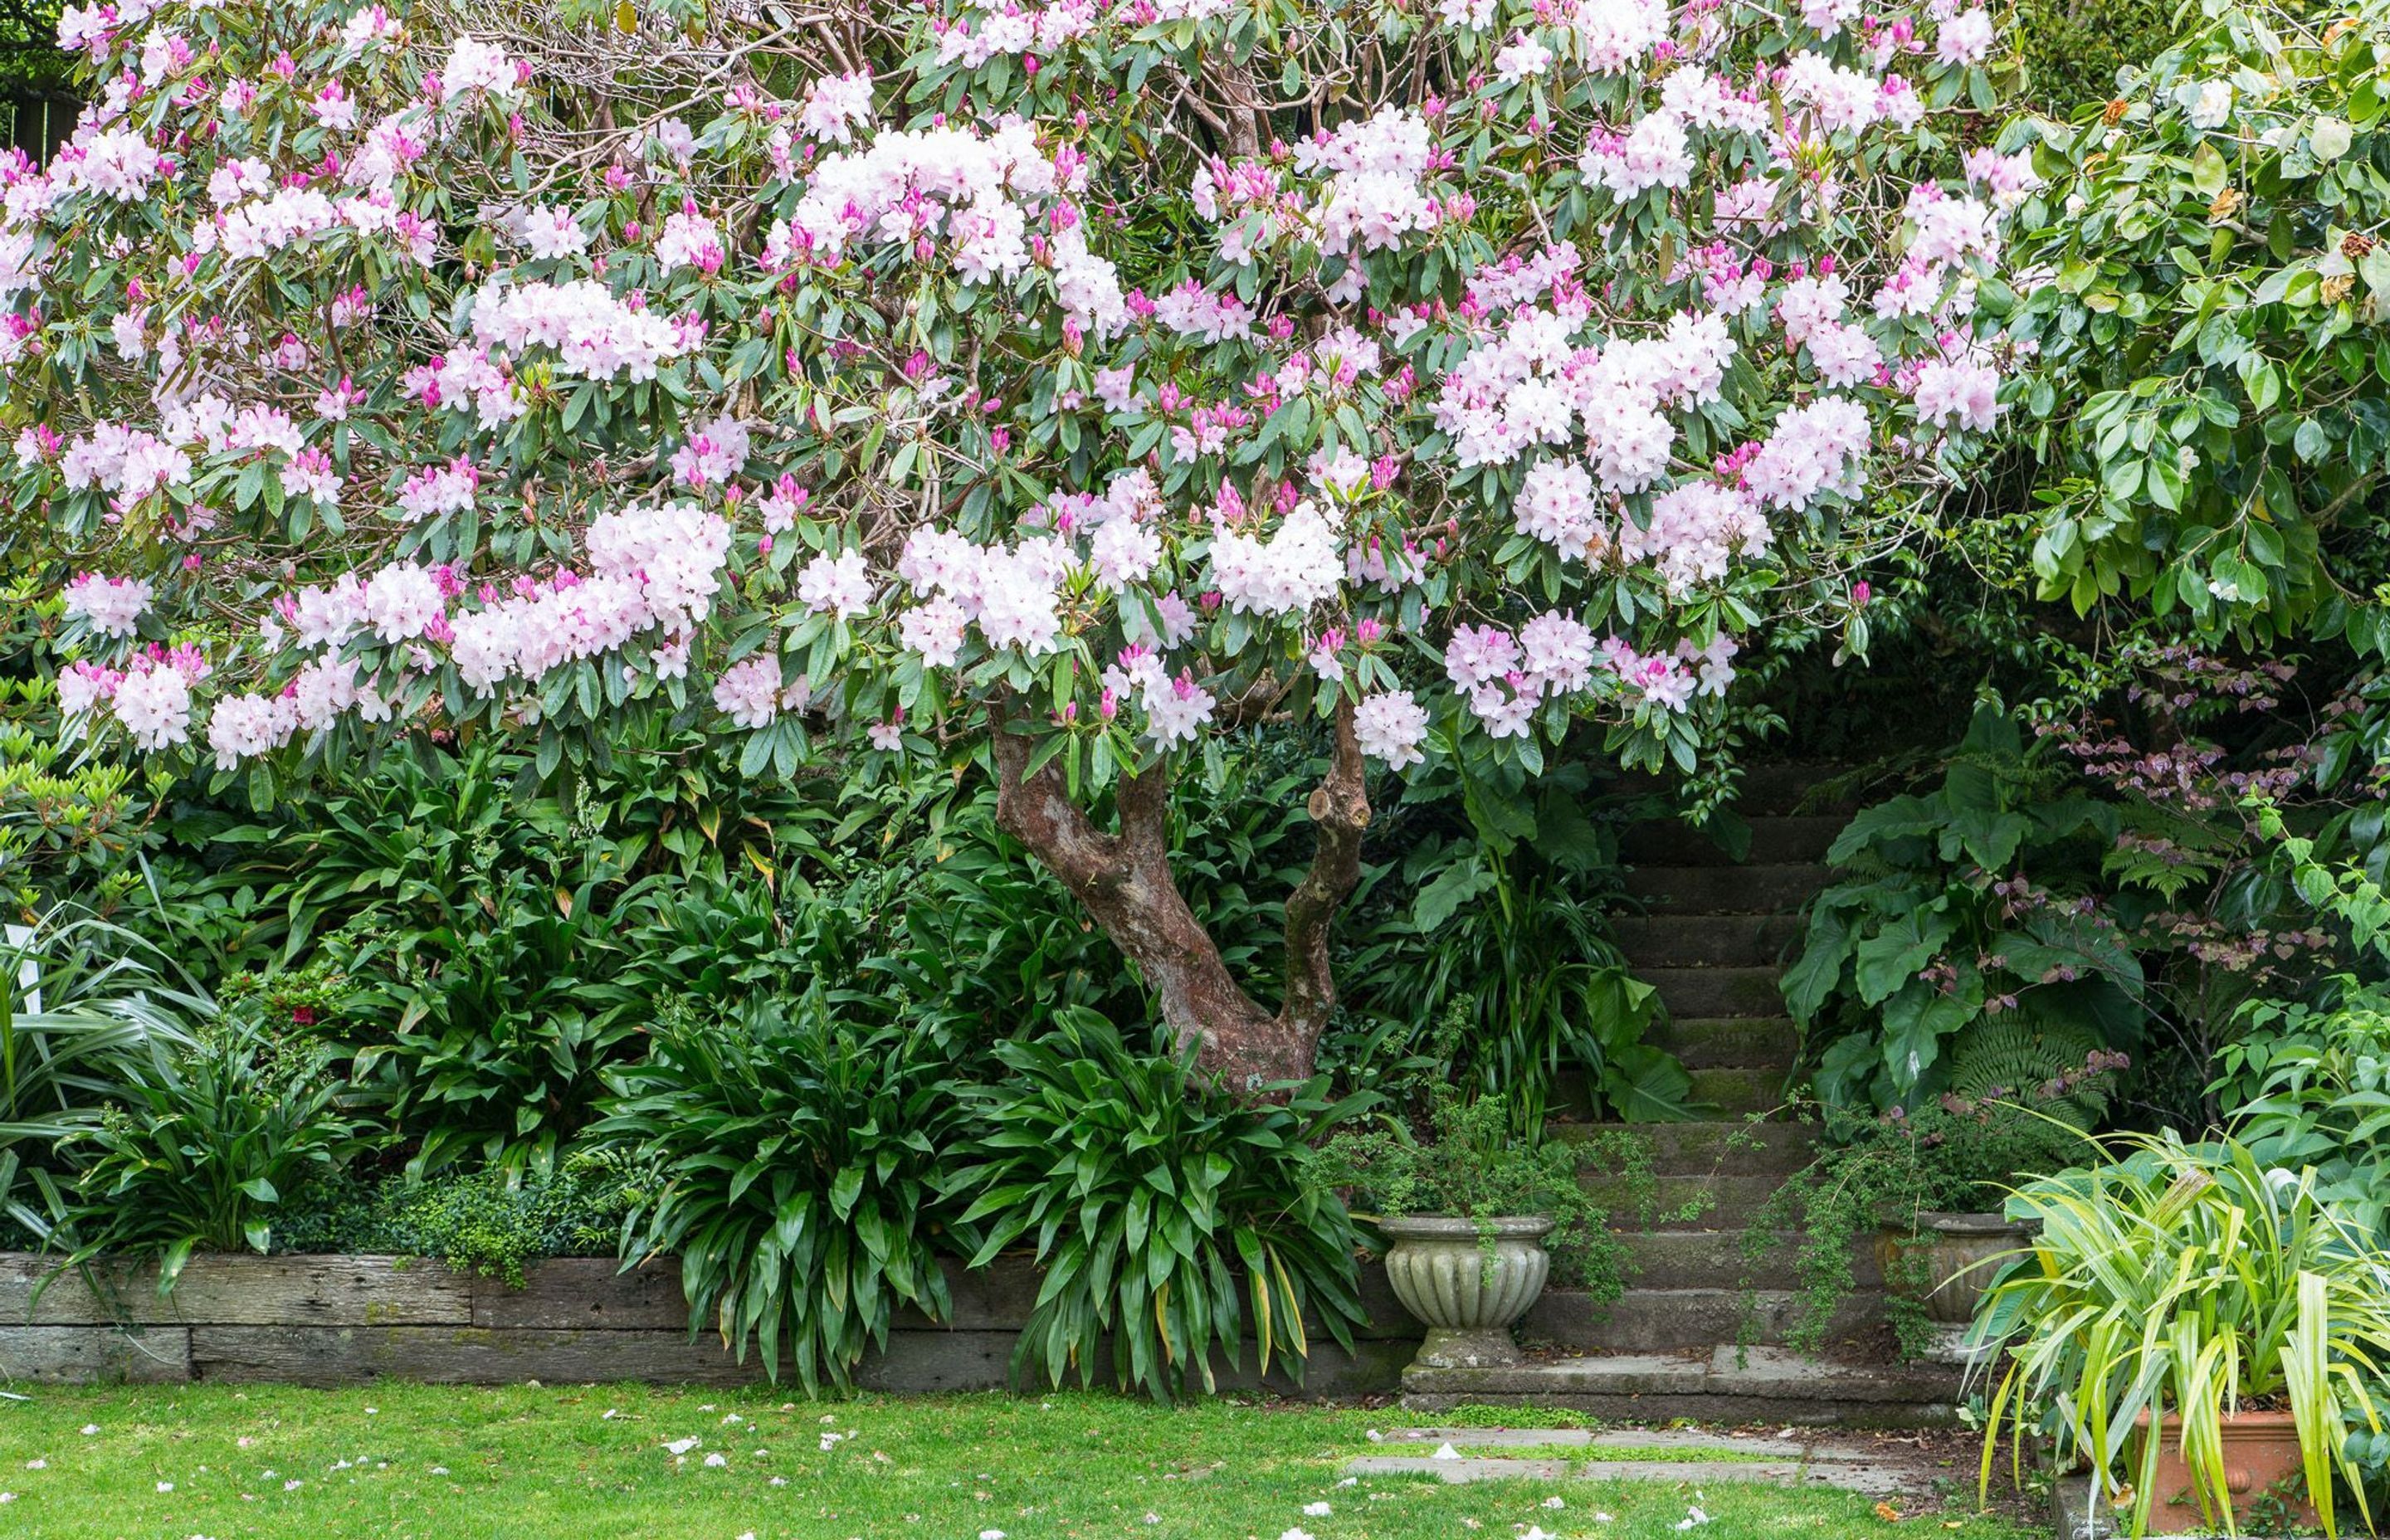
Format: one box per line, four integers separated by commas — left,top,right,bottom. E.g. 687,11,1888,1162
1377,1215,1553,1368
1879,1210,2037,1363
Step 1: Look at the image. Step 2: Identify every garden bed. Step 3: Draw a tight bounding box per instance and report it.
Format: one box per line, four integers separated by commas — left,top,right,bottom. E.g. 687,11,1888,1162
0,1252,1422,1394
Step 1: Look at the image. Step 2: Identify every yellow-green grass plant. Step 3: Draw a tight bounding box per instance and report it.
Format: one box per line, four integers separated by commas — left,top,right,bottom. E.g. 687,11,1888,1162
1973,1130,2390,1537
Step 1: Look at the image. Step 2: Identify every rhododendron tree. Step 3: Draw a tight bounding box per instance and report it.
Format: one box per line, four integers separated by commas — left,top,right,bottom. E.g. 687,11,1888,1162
11,0,2016,1086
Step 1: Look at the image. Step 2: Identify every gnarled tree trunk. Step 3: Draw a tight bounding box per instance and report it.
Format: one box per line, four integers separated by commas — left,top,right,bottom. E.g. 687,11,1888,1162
988,699,1371,1093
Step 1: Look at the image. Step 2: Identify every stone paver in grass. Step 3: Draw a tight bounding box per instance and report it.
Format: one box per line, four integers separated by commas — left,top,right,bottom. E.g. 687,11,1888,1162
1344,1427,1911,1497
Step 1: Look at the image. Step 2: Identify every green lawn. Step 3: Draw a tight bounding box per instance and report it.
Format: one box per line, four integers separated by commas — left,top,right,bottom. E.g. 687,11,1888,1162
0,1382,2040,1540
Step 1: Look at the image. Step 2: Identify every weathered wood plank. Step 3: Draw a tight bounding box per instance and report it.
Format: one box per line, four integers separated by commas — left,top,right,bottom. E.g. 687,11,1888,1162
483,1255,1064,1333
0,1325,190,1384
0,1255,157,1325
3,1250,1420,1395
190,1325,779,1387
856,1331,1019,1393
0,1253,471,1328
472,1258,688,1331
173,1255,473,1327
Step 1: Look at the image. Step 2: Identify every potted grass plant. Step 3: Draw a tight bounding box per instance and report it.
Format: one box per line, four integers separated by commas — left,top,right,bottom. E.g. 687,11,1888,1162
1973,1130,2390,1538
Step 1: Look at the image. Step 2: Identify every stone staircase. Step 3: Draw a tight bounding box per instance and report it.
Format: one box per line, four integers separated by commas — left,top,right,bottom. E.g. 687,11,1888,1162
1400,764,1965,1425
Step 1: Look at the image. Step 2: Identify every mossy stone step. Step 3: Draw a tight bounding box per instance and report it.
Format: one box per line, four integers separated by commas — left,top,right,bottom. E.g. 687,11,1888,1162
1649,1016,1798,1070
1523,1284,1887,1352
1686,1065,1791,1114
1623,865,1834,915
1399,1346,1960,1427
1641,967,1787,1019
1552,1118,1815,1176
1581,1172,1788,1228
1613,1227,1881,1291
1617,816,1849,868
1610,915,1806,968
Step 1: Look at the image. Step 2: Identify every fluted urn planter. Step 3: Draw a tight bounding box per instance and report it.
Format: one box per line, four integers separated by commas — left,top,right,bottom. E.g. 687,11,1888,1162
1377,1215,1554,1368
1878,1210,2038,1364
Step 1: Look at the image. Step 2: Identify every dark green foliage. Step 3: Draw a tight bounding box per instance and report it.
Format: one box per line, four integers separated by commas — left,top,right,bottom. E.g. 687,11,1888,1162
274,1152,658,1285
337,891,641,1181
2215,976,2390,1239
595,996,973,1395
1347,849,1682,1125
2012,0,2180,114
1945,1014,2113,1128
954,1011,1370,1403
1785,705,2144,1111
1743,1069,2114,1357
1337,758,1690,1124
55,1022,358,1290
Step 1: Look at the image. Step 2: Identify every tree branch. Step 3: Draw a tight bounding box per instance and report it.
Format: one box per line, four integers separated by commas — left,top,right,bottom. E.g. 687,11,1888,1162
1275,697,1371,1054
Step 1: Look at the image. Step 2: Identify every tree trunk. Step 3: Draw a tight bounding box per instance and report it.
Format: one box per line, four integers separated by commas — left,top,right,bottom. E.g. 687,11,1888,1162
987,699,1371,1094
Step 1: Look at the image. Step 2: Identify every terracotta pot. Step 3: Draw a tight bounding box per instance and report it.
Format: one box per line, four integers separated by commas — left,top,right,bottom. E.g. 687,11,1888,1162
1377,1215,1553,1369
2129,1410,2315,1534
1880,1210,2037,1326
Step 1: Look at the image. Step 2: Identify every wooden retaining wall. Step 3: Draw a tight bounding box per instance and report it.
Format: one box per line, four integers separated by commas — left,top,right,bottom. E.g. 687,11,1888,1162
0,1253,1422,1394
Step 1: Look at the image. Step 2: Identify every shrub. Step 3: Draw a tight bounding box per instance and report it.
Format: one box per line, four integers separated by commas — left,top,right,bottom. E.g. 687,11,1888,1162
1784,705,2144,1111
274,1152,658,1286
53,1023,358,1289
955,1012,1370,1403
2215,975,2390,1238
1346,847,1682,1125
593,995,972,1395
2012,0,2178,113
1742,1062,2118,1357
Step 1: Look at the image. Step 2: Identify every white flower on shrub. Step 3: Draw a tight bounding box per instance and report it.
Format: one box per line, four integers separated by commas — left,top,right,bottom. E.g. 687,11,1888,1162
2185,79,2235,129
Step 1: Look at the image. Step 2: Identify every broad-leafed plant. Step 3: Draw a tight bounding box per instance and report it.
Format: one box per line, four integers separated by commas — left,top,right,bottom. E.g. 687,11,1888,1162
594,994,973,1395
954,1011,1371,1402
52,1021,359,1289
0,906,200,1237
1784,704,2144,1109
1995,0,2390,646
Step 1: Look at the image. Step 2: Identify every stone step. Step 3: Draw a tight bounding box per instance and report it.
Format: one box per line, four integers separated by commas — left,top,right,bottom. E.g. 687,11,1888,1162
1642,967,1787,1019
1554,1118,1817,1176
1524,1286,1885,1352
1650,1016,1800,1070
1687,1065,1791,1114
1618,816,1849,868
1623,865,1834,915
1400,1346,1961,1427
1611,914,1807,968
1615,1228,1879,1291
1583,1172,1788,1228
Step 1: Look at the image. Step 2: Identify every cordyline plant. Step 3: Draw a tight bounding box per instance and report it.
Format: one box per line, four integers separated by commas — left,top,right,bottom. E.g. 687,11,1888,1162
13,0,2016,1088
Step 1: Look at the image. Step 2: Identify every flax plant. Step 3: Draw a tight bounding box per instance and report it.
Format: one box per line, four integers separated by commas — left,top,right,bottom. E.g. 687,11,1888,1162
1973,1131,2390,1537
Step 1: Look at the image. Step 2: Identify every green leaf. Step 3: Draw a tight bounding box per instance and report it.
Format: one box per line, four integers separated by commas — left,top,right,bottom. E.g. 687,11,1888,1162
1852,906,1958,1006
1412,857,1497,932
1880,977,1980,1095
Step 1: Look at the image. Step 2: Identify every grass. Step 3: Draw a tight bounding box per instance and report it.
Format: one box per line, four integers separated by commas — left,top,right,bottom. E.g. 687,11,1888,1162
0,1382,2046,1539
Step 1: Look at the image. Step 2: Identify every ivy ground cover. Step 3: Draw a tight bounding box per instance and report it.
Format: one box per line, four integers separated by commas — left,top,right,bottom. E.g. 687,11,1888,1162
0,1385,2042,1539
